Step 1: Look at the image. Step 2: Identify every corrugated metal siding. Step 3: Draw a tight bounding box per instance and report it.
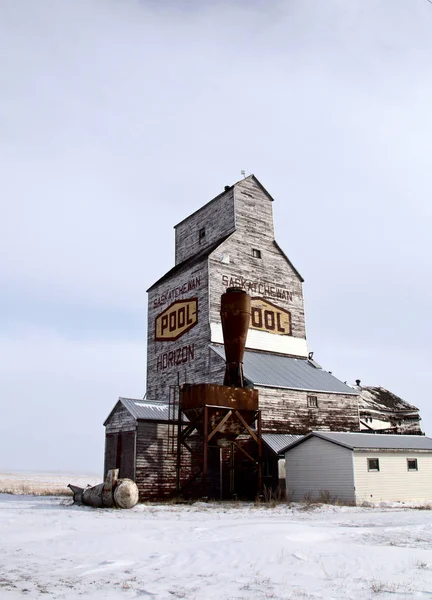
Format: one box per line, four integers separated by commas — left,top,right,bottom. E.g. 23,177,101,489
210,346,356,394
314,432,432,451
353,451,432,503
262,433,303,454
285,436,356,503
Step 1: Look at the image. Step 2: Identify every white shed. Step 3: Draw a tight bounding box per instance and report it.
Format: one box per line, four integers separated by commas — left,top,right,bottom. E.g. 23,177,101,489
283,432,432,504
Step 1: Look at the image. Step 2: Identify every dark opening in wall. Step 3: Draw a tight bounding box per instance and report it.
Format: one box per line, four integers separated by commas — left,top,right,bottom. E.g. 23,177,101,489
307,395,318,408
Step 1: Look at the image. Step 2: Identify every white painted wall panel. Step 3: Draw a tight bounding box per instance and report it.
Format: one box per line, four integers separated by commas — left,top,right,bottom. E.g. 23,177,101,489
353,451,432,503
285,437,355,503
210,322,308,357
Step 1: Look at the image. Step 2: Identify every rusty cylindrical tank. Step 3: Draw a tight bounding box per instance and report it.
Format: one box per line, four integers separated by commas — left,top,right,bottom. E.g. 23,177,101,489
220,287,251,387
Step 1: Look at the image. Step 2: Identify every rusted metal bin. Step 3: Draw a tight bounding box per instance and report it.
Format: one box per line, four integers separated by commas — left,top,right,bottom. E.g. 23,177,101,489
180,383,258,440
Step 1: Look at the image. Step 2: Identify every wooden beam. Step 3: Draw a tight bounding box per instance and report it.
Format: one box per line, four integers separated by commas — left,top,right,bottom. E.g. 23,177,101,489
232,440,255,463
234,410,258,443
179,412,203,441
208,410,233,442
182,441,203,464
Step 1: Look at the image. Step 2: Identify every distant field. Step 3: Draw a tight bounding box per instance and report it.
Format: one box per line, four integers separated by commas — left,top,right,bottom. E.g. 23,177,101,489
0,471,101,496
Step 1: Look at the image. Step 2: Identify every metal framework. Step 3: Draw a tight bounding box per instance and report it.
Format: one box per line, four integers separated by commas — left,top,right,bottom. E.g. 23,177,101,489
175,402,262,499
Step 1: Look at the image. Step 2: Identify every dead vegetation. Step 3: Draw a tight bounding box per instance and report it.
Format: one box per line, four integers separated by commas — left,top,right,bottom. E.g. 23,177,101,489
0,483,72,496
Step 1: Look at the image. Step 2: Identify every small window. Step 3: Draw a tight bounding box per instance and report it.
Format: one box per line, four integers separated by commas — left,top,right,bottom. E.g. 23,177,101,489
252,248,261,259
199,227,206,242
307,395,318,408
367,458,380,472
407,458,418,471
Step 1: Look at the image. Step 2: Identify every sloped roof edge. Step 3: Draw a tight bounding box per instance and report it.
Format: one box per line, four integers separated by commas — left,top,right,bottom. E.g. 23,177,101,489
174,175,273,230
281,431,432,454
147,233,232,292
273,240,304,283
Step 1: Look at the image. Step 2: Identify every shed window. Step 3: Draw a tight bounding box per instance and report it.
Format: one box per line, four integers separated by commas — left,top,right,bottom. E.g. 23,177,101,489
252,248,261,259
407,458,418,471
307,395,318,408
367,458,380,472
199,227,206,242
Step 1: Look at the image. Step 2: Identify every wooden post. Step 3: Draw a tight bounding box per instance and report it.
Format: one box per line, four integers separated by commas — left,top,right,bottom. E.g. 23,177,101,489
230,442,235,495
203,405,209,498
175,393,182,495
257,411,263,495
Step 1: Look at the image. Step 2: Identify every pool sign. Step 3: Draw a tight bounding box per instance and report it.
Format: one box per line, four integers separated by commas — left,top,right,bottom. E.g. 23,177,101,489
154,298,198,342
250,298,291,336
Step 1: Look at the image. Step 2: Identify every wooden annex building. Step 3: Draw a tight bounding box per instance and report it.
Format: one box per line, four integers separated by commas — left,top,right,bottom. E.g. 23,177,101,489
104,176,422,501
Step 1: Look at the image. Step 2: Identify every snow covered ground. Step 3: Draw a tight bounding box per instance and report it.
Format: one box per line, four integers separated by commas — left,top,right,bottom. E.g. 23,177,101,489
1,495,432,599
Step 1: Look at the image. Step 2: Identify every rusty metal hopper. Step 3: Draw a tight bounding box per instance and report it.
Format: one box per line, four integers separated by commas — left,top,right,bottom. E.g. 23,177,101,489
180,383,258,440
220,287,250,387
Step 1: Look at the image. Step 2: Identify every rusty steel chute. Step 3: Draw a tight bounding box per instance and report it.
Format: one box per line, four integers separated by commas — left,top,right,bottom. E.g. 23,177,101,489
175,288,262,499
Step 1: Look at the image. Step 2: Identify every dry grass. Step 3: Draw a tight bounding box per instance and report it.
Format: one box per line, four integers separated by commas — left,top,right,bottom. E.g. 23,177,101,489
0,483,73,496
0,472,100,497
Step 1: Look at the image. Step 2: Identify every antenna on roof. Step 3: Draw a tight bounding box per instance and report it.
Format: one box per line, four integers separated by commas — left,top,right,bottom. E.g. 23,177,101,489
241,170,246,178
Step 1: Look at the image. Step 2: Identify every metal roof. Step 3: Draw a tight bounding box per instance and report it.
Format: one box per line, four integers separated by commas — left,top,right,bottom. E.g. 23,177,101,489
262,433,303,454
210,346,357,395
115,398,180,422
283,431,432,453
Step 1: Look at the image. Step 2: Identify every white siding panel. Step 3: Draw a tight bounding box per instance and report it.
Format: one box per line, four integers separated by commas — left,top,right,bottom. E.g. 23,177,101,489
285,437,355,503
353,451,432,503
210,322,309,357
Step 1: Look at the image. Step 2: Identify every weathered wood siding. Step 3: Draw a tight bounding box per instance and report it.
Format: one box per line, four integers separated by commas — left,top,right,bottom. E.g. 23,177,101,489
135,421,199,500
174,188,235,265
104,431,136,480
285,437,356,503
353,451,432,503
105,403,136,434
104,403,137,479
208,348,359,433
359,412,422,435
258,388,359,433
146,261,210,402
147,175,309,403
208,178,307,356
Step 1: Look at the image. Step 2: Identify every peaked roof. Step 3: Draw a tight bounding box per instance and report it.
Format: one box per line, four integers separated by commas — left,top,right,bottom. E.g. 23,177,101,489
104,397,182,425
174,175,273,230
262,433,303,454
210,345,357,395
281,431,432,453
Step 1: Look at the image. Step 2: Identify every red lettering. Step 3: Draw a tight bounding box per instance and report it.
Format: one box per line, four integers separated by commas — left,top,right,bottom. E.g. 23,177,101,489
181,347,188,363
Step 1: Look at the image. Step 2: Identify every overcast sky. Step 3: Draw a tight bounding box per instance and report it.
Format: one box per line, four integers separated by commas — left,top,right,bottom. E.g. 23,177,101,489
1,0,431,473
